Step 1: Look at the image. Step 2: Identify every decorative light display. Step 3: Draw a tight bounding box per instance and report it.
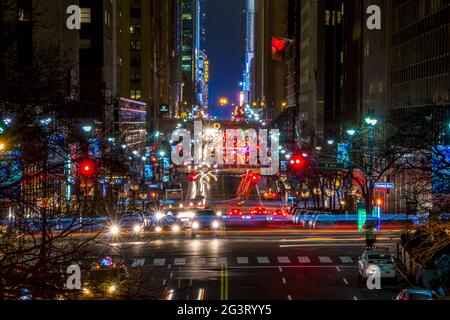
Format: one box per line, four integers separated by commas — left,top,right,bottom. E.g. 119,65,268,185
170,121,280,176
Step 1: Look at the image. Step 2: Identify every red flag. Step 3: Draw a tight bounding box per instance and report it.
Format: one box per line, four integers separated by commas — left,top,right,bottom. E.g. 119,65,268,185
272,37,287,62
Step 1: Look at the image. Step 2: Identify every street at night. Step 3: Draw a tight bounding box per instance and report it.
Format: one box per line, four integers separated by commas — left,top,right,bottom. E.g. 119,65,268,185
0,0,450,317
90,231,406,301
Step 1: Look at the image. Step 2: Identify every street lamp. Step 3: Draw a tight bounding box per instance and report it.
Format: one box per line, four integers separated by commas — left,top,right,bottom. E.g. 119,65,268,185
0,141,6,151
365,115,378,127
327,139,335,146
346,129,356,137
82,125,93,134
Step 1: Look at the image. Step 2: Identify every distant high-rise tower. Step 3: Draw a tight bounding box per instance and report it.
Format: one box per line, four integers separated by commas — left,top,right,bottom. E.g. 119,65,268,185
242,0,256,104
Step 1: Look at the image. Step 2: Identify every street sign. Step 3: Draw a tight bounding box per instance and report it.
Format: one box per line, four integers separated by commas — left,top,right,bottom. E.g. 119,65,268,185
160,104,169,113
374,182,395,189
317,162,345,170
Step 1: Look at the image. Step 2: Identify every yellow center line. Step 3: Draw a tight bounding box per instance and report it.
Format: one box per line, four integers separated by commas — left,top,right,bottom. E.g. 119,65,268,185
225,263,229,300
220,263,224,300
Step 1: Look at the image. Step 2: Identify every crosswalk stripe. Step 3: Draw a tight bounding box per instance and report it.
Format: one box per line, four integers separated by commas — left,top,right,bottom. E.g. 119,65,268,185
131,259,145,267
154,258,166,266
298,256,311,263
257,257,270,264
237,257,249,264
339,256,353,263
277,256,291,264
174,258,186,266
319,256,332,263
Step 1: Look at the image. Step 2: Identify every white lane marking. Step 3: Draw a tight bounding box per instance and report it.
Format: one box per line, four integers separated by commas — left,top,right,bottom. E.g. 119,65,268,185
217,257,227,265
237,257,249,264
170,272,173,278
257,256,270,264
195,257,206,265
339,256,353,263
319,256,332,263
174,258,186,266
343,278,349,285
336,266,341,272
190,278,193,286
298,256,311,263
178,279,181,288
162,279,167,286
186,295,189,300
288,295,292,301
153,258,166,266
224,265,358,270
278,256,291,264
197,288,205,300
282,277,287,284
353,296,358,300
131,258,145,267
280,244,365,248
168,264,172,269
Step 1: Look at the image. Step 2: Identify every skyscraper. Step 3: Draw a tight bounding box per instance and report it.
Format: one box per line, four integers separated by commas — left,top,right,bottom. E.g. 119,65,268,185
253,0,287,119
242,0,256,104
120,0,175,134
298,0,344,146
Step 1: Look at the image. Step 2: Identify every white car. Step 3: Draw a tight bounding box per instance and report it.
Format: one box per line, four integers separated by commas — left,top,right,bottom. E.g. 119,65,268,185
358,249,396,280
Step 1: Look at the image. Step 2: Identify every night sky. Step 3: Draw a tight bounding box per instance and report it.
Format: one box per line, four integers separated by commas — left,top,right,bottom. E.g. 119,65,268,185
204,0,244,119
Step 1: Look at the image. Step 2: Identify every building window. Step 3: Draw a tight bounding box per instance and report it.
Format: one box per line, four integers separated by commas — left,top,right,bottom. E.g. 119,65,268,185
80,39,92,49
17,0,32,22
81,8,91,24
130,24,141,34
131,57,141,67
130,8,141,18
130,40,141,51
131,73,141,83
131,90,141,100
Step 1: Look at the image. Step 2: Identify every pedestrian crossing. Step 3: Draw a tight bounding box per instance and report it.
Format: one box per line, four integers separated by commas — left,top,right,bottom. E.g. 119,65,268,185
129,255,355,268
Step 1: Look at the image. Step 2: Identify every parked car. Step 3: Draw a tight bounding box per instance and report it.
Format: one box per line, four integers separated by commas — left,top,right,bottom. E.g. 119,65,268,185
393,289,438,300
358,248,396,281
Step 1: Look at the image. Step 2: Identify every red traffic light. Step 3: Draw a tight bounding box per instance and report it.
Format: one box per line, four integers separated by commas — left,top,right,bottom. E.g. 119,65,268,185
250,173,261,184
290,155,304,168
375,198,383,207
80,160,95,177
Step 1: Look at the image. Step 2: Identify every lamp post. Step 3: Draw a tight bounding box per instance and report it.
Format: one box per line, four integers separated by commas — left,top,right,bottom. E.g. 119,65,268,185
364,114,378,218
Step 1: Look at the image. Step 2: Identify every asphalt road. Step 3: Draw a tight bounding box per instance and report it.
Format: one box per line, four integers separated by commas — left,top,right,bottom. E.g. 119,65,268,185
88,232,409,300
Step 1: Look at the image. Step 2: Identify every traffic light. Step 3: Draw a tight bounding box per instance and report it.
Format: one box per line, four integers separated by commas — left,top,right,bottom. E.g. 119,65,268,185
290,155,305,169
80,159,95,177
250,173,261,185
375,198,383,207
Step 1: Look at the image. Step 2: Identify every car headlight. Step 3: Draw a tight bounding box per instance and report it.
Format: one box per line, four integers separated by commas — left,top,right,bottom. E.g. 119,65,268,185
192,221,200,230
133,224,142,234
212,221,220,229
155,212,164,221
172,224,181,233
110,225,120,235
155,226,163,233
